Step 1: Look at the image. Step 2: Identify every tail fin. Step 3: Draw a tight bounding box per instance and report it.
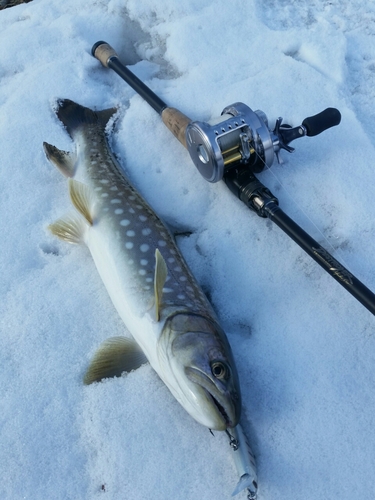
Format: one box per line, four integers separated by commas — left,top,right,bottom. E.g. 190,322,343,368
55,99,117,138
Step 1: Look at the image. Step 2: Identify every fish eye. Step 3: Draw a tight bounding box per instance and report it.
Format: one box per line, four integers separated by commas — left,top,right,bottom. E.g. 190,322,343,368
211,361,229,380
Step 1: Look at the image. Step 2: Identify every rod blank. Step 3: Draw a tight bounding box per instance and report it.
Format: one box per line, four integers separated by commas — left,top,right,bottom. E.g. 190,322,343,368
266,204,375,315
92,41,168,114
92,41,191,146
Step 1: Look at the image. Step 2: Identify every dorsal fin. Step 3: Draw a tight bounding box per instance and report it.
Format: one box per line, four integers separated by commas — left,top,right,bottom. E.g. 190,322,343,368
154,249,168,322
68,179,95,225
43,142,76,178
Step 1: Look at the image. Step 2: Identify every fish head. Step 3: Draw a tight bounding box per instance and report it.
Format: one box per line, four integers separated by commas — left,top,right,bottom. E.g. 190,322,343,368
160,312,241,430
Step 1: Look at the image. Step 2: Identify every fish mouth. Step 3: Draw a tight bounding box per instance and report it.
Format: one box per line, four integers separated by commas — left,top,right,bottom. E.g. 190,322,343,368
209,393,232,428
185,366,237,429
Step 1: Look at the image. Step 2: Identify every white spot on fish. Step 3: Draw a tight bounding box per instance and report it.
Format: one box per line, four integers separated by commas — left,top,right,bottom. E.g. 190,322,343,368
140,259,148,266
170,249,177,255
125,242,134,249
136,205,143,210
139,215,147,222
168,257,175,263
142,228,151,236
174,266,182,272
140,244,150,253
110,186,118,191
126,230,135,237
100,179,109,184
139,269,146,276
146,277,153,283
163,288,173,293
179,276,187,281
95,187,103,191
129,208,135,214
101,193,109,197
120,219,130,226
129,196,136,201
115,209,124,215
158,240,167,247
128,259,134,265
111,199,121,204
178,294,186,300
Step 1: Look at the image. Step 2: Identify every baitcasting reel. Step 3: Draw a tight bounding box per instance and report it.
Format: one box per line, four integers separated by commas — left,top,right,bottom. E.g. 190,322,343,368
185,103,341,182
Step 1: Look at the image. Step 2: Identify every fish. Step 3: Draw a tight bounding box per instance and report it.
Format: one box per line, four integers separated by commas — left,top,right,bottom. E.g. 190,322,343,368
0,0,32,11
44,98,241,431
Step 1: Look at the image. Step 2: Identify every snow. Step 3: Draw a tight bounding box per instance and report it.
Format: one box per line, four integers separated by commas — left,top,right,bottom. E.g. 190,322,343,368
1,0,375,499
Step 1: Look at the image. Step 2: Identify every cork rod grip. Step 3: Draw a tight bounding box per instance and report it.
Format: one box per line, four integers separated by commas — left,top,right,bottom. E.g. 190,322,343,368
92,41,118,68
161,107,191,148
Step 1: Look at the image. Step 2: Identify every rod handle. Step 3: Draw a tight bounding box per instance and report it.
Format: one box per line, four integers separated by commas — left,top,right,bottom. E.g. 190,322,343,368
161,107,191,148
302,107,341,137
92,41,118,68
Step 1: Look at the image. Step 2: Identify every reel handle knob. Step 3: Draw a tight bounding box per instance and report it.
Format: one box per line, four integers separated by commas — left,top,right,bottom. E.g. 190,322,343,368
302,107,341,137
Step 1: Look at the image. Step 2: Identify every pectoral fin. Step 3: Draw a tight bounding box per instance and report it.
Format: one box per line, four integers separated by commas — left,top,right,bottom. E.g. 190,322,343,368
68,179,95,225
154,249,168,322
84,337,148,385
43,142,76,178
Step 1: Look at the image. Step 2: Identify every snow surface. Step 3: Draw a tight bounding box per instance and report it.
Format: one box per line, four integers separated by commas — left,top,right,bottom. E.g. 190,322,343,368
1,0,375,499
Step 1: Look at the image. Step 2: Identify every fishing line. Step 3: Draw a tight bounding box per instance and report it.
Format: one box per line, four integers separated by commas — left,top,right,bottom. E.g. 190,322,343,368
251,142,352,270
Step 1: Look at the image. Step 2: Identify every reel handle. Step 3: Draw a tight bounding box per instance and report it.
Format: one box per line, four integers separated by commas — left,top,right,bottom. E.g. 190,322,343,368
91,41,191,148
302,107,341,137
276,107,341,153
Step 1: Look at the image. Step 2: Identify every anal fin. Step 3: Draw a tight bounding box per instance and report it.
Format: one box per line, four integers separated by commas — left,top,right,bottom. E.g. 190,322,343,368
84,337,148,385
48,213,87,244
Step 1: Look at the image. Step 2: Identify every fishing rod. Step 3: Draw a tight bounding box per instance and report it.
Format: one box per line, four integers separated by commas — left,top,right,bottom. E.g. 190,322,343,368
91,41,375,316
